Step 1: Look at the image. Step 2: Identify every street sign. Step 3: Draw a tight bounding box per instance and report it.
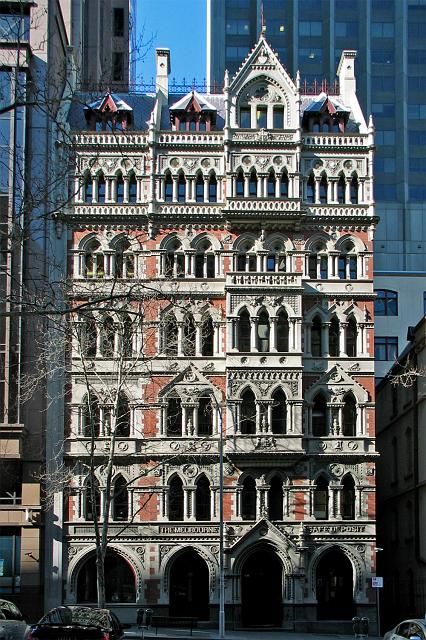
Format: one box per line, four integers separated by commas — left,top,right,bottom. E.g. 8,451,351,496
372,577,383,588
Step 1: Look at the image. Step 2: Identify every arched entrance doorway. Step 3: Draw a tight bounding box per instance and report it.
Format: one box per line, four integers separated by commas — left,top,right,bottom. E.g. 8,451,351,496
169,549,209,620
241,548,282,627
316,547,355,619
77,551,136,603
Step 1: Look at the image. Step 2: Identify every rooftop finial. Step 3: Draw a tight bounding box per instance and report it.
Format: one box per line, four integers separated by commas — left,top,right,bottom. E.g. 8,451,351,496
260,1,266,35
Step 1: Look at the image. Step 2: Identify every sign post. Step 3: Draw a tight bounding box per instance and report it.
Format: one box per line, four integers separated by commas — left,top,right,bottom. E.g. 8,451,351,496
372,576,383,637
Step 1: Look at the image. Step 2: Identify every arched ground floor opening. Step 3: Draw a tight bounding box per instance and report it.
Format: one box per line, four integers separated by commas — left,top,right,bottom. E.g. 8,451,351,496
169,549,209,620
76,550,136,603
241,548,283,627
316,547,355,620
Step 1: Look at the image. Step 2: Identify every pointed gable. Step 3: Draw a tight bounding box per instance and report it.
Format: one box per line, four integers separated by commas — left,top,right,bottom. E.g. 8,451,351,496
83,92,133,131
169,90,218,131
228,35,299,131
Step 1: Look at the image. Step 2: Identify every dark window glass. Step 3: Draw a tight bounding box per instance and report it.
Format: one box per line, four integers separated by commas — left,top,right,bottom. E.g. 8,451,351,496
273,106,284,128
271,390,286,434
277,312,289,352
236,172,244,196
209,175,217,202
257,310,270,352
195,476,211,520
97,175,106,203
346,318,357,357
129,175,137,202
112,52,124,81
116,175,124,202
312,394,327,436
241,477,256,520
329,317,340,357
240,389,256,434
342,476,355,520
240,108,250,128
198,397,213,436
342,395,356,436
249,172,257,196
113,476,128,521
167,398,182,436
196,175,204,202
256,106,267,128
177,175,186,202
169,477,184,520
375,336,398,361
311,316,322,357
165,174,173,201
267,172,275,196
313,476,328,519
113,8,124,37
375,289,398,316
280,173,288,198
268,476,283,520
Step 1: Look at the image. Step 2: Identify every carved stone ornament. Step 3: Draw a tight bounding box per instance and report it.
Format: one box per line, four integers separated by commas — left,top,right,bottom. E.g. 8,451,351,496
329,463,343,477
169,157,180,168
159,545,174,563
170,442,180,451
68,546,78,557
255,436,276,450
201,158,211,168
183,464,198,478
273,156,283,166
242,155,252,166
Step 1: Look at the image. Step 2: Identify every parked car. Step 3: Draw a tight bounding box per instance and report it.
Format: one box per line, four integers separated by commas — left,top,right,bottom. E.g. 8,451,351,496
384,619,426,640
0,599,27,640
24,606,124,640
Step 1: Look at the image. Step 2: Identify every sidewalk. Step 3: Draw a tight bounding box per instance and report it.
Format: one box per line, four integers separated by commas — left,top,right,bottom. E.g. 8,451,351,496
124,626,381,640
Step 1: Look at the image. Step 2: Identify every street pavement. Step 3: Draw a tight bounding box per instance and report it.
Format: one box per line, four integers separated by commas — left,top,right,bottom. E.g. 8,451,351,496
124,626,381,640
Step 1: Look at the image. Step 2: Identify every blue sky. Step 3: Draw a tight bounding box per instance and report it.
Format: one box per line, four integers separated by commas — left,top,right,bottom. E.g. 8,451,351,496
135,0,207,86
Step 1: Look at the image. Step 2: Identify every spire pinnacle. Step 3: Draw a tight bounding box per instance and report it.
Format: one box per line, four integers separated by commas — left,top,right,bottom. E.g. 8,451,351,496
260,1,266,35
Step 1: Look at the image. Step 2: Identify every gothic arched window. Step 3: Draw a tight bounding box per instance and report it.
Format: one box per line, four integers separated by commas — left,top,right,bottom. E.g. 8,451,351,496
101,316,115,357
314,476,329,519
177,173,186,202
280,172,289,198
311,315,322,357
166,397,182,437
350,175,359,204
198,396,213,436
85,239,104,278
249,169,257,197
337,174,345,204
115,238,134,279
82,394,100,438
83,174,92,203
236,170,244,196
341,475,355,520
329,317,340,357
342,394,356,436
271,389,286,434
277,310,289,352
97,173,106,203
116,173,124,203
129,173,137,203
208,174,217,202
240,389,256,434
81,315,97,358
319,175,328,204
195,475,211,521
182,314,196,357
267,171,275,197
346,317,357,357
241,477,256,520
306,174,315,203
164,172,173,202
116,394,130,437
112,476,128,521
312,394,327,437
238,309,251,352
195,173,204,202
85,476,101,521
163,313,178,356
268,475,283,520
168,476,184,521
201,315,214,357
257,309,270,352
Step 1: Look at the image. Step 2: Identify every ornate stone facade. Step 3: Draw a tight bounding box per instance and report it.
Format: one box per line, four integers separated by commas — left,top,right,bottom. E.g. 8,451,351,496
61,38,377,631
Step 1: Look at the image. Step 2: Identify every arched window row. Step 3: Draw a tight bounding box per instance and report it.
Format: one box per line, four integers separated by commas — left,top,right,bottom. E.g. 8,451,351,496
233,168,292,199
74,236,138,280
305,173,360,205
161,394,220,437
233,388,291,436
309,117,342,133
79,474,131,521
231,307,301,353
306,242,363,280
164,474,213,521
161,238,221,279
77,393,132,438
308,392,364,438
237,473,361,521
312,474,358,520
305,314,365,358
161,312,219,357
161,171,221,204
79,171,140,204
78,313,138,359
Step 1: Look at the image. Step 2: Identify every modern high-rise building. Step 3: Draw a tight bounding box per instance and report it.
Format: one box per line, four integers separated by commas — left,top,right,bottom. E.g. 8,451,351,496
71,0,134,91
207,0,426,379
57,36,378,631
0,0,71,621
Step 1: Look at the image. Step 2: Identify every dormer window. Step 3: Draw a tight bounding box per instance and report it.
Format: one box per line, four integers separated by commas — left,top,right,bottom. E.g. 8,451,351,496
84,93,133,131
170,91,217,132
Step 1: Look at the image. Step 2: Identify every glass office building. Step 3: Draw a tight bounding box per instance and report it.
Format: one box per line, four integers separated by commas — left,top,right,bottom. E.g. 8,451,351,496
207,0,426,378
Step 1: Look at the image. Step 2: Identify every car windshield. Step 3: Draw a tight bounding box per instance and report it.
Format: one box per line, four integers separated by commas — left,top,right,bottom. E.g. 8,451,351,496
40,607,110,628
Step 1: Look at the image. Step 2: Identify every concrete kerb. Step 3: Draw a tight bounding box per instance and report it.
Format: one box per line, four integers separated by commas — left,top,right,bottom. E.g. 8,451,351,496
124,627,382,640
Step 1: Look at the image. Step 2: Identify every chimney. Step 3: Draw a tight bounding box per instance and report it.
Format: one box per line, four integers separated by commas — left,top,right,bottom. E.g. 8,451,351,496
337,50,357,104
156,48,170,98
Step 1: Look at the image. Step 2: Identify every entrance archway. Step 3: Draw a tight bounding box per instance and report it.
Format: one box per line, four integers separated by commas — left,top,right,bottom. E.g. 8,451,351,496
316,547,355,619
77,551,136,603
169,549,209,620
241,548,282,627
